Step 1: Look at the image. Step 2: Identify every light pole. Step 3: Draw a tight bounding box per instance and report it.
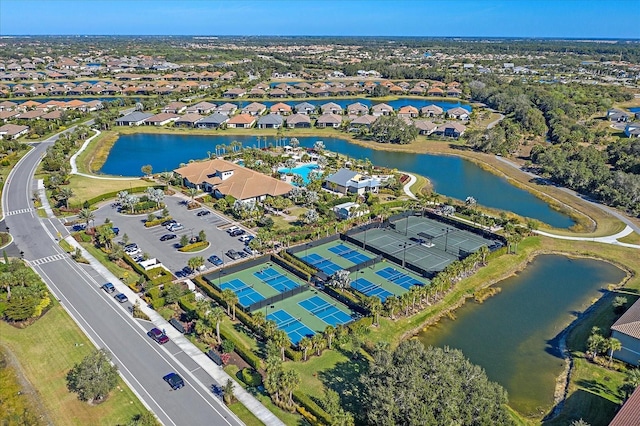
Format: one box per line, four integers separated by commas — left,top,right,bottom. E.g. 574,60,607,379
398,243,410,268
442,228,450,253
265,304,275,319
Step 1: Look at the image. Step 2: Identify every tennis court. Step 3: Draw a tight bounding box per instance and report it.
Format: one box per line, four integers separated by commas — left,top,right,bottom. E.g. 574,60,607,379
350,277,394,301
219,278,265,307
376,266,424,290
298,295,353,327
267,309,315,345
300,253,343,275
328,243,372,264
254,267,300,293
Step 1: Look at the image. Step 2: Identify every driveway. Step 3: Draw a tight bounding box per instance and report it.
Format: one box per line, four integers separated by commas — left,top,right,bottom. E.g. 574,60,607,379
90,195,253,275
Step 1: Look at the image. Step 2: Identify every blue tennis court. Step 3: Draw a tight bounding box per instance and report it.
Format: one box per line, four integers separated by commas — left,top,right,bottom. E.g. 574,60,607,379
351,278,393,302
220,278,265,307
267,309,315,345
298,295,353,327
328,243,372,265
376,267,424,290
301,253,343,275
254,267,300,293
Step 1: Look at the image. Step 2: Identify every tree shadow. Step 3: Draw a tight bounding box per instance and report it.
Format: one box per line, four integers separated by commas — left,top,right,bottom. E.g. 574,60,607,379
543,388,620,426
317,348,369,415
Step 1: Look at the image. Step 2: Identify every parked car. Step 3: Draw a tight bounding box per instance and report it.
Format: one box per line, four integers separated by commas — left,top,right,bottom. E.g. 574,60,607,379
196,210,211,216
112,227,120,235
225,250,240,260
237,250,249,258
239,235,252,243
114,293,128,303
226,226,239,234
229,229,245,237
72,224,86,232
168,223,184,232
208,255,223,266
147,327,169,344
102,282,116,293
160,233,177,241
243,246,257,256
182,266,194,275
163,372,185,390
161,219,176,227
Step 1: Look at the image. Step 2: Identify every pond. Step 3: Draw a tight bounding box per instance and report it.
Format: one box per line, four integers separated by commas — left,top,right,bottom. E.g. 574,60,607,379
100,134,574,228
417,255,626,416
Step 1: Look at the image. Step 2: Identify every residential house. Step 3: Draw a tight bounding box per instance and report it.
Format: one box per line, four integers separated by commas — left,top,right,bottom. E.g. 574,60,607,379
611,297,640,366
175,113,204,127
0,101,17,111
196,113,229,129
248,88,267,97
427,87,445,97
607,108,631,123
186,101,216,115
398,106,419,119
447,88,462,97
226,113,256,129
434,122,466,138
0,124,29,139
347,102,369,116
610,387,640,426
41,110,64,121
625,123,640,138
270,102,292,115
223,88,246,98
371,103,393,117
413,120,437,135
257,114,284,129
349,115,377,129
174,158,293,203
446,107,470,120
81,100,103,112
17,110,45,120
115,111,153,126
288,88,307,98
409,86,425,95
144,112,180,126
286,113,311,128
324,168,381,195
320,102,343,115
421,104,444,117
241,102,267,116
269,88,288,98
316,113,342,128
215,103,238,115
333,202,368,220
0,110,21,122
162,101,188,114
293,102,316,115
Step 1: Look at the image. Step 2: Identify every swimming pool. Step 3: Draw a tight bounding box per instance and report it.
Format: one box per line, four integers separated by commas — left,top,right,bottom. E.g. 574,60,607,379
278,163,319,185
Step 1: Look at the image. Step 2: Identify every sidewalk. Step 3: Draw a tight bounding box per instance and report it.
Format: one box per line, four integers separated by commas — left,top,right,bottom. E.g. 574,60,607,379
64,235,286,426
37,179,55,218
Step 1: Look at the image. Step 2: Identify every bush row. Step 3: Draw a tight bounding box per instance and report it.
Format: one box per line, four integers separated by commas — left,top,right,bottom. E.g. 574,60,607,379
144,216,172,228
277,252,315,277
178,241,209,252
293,391,332,425
219,327,262,370
122,254,174,285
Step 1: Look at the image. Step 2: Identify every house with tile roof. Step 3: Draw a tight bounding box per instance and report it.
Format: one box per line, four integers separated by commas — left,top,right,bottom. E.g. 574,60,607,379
316,113,342,128
398,105,419,119
446,107,470,120
371,103,393,117
347,102,370,116
286,113,311,128
270,102,292,115
320,102,343,115
610,386,640,426
215,103,238,116
174,158,293,203
186,101,216,115
175,113,204,127
611,297,640,366
241,102,267,116
144,112,180,126
413,120,437,135
421,104,444,117
0,124,29,139
227,113,256,129
434,122,467,138
294,102,316,115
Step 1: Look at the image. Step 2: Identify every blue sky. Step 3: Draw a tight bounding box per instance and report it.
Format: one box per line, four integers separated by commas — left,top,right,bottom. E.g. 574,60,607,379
1,0,639,38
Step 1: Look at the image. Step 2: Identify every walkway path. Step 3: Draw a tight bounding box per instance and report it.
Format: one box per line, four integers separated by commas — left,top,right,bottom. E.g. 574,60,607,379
403,173,417,199
70,128,136,181
494,155,640,248
485,109,505,129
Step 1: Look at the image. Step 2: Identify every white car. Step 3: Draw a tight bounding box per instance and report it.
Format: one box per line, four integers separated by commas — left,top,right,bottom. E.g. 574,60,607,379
239,235,252,243
226,226,240,234
168,223,184,232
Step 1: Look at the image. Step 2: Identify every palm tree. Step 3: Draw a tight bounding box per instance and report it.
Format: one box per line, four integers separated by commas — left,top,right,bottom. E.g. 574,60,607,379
281,369,300,408
187,187,198,202
58,187,74,209
251,310,266,328
384,295,400,319
209,307,225,345
263,320,277,339
298,336,312,361
221,289,235,317
188,256,205,273
195,318,215,344
607,337,622,364
78,208,95,230
365,296,383,326
311,333,326,356
324,325,335,350
271,329,289,361
96,225,115,251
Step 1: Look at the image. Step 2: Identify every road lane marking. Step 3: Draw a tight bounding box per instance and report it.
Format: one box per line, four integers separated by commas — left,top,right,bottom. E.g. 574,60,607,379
5,207,35,216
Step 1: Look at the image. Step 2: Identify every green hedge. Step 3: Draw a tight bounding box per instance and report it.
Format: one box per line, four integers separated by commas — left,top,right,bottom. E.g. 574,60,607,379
239,368,263,387
71,185,166,208
122,254,174,284
178,241,209,252
178,294,197,314
381,200,406,209
148,272,173,286
145,216,171,228
219,327,262,370
285,347,302,362
293,391,332,425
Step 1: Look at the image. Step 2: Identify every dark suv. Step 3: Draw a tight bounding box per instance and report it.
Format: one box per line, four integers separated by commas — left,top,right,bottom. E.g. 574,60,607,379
163,372,185,390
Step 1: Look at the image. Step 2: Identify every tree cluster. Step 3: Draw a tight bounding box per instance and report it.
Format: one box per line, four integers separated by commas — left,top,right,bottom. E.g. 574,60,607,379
0,260,51,322
358,340,512,425
66,348,119,403
370,115,418,145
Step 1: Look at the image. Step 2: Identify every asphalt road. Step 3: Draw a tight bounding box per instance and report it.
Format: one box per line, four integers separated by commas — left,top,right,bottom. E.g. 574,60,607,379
3,129,244,425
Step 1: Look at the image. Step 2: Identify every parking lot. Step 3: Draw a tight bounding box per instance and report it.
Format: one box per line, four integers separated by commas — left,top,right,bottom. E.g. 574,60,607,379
89,195,252,276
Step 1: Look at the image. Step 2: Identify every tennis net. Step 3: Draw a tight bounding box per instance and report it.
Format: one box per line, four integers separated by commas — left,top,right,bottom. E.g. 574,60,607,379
278,316,300,329
310,304,332,315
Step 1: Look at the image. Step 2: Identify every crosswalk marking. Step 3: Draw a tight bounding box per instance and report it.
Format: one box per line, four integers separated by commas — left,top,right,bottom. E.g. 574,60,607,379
28,253,68,266
6,208,35,216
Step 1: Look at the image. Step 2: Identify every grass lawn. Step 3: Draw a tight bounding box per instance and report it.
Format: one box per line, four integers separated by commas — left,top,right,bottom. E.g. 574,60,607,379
80,243,142,287
0,302,149,426
408,173,431,196
67,175,155,206
0,347,47,425
228,401,264,426
618,231,640,245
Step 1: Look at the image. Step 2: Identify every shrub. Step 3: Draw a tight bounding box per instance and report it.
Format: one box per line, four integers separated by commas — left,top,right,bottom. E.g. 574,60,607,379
239,368,263,387
221,339,236,354
220,329,262,370
145,216,171,228
285,347,303,362
178,241,209,252
292,391,332,425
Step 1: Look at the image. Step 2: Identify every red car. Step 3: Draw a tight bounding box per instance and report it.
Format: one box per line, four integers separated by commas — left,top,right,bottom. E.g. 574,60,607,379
147,327,169,344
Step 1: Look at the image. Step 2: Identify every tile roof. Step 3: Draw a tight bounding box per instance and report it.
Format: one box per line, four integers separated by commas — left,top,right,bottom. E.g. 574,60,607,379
610,386,640,426
612,297,640,340
175,158,293,201
227,113,256,125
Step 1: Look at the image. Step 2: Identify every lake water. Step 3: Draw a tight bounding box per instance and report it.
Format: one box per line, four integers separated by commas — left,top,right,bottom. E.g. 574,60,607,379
418,255,626,416
100,134,574,228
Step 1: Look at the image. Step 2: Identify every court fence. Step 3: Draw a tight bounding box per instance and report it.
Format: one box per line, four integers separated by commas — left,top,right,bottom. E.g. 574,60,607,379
247,284,311,312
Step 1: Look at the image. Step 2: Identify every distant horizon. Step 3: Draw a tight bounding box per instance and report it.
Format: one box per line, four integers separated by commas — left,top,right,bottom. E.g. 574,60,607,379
1,0,639,39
